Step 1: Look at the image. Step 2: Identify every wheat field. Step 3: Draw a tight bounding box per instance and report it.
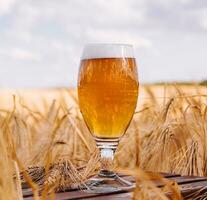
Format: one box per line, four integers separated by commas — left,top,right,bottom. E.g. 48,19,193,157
1,84,207,199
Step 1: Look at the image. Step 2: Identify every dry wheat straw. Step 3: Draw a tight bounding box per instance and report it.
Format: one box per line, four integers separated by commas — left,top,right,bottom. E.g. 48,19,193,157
0,85,207,199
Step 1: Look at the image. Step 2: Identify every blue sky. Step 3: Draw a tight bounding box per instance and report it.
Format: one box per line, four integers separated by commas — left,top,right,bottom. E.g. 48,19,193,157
0,0,207,88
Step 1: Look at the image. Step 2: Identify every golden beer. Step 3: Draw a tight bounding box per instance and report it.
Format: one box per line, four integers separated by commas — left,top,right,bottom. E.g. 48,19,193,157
78,58,139,138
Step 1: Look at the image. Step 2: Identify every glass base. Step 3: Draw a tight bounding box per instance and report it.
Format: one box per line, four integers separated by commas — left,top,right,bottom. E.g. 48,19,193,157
85,171,135,194
84,137,134,193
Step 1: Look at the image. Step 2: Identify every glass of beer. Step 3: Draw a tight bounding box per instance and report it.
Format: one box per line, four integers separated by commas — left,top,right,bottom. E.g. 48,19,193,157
78,43,139,193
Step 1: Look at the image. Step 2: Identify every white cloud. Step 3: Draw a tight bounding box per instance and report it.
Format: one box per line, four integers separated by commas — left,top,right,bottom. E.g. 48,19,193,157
0,48,41,61
11,48,41,61
198,9,207,30
86,29,152,49
0,0,16,15
0,0,207,88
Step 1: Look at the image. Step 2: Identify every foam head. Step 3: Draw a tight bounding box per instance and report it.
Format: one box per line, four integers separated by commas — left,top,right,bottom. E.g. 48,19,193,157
81,43,134,59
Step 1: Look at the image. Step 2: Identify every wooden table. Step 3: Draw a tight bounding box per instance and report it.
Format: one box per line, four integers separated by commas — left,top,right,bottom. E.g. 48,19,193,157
23,173,207,199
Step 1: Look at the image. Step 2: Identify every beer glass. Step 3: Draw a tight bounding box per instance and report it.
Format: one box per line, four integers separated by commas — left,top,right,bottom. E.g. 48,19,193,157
78,43,139,193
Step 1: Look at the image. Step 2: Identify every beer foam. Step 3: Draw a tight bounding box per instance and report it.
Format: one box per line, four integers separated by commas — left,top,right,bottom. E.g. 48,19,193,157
81,43,134,59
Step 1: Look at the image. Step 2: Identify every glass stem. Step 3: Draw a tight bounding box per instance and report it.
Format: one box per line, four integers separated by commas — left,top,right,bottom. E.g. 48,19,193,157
95,138,119,177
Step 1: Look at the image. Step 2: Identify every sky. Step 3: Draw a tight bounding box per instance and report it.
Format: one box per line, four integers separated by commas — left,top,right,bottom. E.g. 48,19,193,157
0,0,207,88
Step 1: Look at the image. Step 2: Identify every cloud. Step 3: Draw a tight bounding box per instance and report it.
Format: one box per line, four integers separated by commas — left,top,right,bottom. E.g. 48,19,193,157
0,0,207,88
9,48,41,61
198,8,207,30
86,29,152,49
0,0,16,15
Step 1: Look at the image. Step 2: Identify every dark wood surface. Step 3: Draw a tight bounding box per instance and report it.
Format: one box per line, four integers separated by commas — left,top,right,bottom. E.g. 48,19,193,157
23,173,207,200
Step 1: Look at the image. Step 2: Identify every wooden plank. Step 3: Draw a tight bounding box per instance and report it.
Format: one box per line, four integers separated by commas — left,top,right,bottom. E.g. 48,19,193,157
106,173,182,185
22,174,204,196
23,174,207,200
22,175,136,198
168,176,207,183
22,172,180,196
79,192,132,200
162,176,207,189
152,176,207,188
172,180,207,199
23,188,33,198
162,174,181,178
24,181,207,200
24,190,131,200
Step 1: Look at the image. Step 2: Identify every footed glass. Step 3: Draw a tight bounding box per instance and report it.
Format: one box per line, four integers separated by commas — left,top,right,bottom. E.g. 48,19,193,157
77,43,139,193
